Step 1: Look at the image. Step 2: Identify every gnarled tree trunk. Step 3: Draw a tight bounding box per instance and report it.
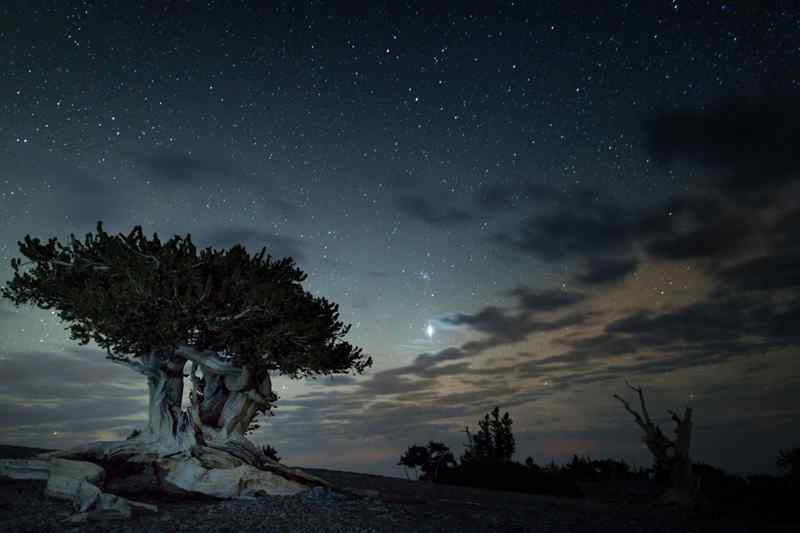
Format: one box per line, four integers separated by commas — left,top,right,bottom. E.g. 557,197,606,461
29,345,333,502
614,381,699,507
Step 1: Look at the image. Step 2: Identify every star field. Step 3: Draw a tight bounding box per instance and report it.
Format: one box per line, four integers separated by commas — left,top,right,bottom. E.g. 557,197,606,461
0,1,798,477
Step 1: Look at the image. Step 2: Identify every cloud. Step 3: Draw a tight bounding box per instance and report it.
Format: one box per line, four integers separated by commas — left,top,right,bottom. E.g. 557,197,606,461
0,348,146,431
488,97,800,286
503,286,587,311
524,290,800,386
717,249,800,292
604,294,800,348
308,375,357,387
395,196,472,226
202,226,306,263
644,212,755,261
442,306,529,341
487,184,763,285
350,287,596,401
577,256,639,285
646,94,800,203
441,305,595,347
480,94,800,290
490,191,638,262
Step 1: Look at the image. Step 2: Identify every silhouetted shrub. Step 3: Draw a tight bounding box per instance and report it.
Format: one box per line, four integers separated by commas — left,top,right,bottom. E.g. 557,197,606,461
398,441,456,481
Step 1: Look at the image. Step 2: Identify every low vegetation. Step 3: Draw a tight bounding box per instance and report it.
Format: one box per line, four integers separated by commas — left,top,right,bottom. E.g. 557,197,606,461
399,405,799,526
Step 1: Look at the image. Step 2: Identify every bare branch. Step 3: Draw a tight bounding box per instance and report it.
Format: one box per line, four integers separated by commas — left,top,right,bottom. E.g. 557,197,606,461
666,409,681,424
613,393,648,430
625,380,652,424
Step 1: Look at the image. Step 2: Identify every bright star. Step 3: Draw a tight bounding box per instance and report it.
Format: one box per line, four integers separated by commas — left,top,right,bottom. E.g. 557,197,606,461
426,323,435,338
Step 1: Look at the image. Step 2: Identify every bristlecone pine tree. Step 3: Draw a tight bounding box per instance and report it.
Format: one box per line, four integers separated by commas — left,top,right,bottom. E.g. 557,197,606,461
614,381,698,507
1,222,371,497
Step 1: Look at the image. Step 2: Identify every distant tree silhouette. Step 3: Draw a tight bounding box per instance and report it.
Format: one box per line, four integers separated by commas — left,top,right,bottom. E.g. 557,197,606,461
425,441,457,481
398,441,455,481
492,408,516,461
398,444,429,480
462,406,515,464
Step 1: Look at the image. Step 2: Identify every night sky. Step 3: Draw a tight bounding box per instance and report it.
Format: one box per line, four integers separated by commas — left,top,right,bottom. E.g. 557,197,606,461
1,1,798,478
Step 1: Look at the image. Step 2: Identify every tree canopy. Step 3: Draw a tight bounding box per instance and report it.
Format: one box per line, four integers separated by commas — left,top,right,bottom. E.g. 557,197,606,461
461,406,515,464
2,222,372,378
398,441,456,481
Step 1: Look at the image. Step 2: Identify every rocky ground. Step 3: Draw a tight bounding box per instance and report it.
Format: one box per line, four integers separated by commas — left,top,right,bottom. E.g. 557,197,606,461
1,444,796,533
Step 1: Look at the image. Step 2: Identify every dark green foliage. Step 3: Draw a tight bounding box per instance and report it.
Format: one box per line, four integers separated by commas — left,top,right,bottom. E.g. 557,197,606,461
398,441,456,481
1,222,371,378
461,406,515,465
261,444,281,463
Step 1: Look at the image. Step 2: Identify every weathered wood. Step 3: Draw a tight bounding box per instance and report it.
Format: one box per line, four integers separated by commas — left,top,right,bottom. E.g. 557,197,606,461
0,458,50,480
0,455,158,522
614,382,699,507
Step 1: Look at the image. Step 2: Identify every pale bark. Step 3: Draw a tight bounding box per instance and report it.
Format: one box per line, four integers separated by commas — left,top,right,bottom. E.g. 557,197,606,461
614,381,698,507
108,346,273,451
26,343,316,502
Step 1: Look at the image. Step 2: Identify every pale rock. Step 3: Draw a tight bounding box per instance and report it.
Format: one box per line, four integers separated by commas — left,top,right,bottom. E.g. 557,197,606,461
43,463,156,518
96,492,132,518
45,476,101,510
0,458,50,480
48,457,105,484
162,456,308,498
43,459,106,512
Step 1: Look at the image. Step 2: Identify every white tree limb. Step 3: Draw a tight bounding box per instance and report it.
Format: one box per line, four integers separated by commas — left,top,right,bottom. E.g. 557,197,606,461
175,345,240,375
